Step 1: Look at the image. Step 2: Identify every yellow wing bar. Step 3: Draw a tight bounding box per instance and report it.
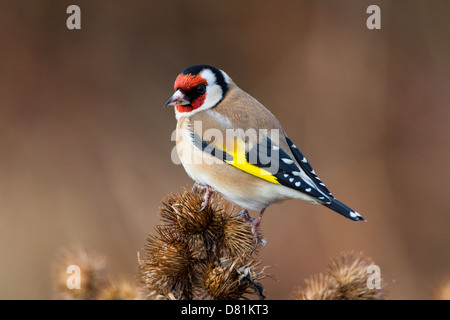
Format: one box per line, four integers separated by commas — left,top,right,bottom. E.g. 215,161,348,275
221,138,280,185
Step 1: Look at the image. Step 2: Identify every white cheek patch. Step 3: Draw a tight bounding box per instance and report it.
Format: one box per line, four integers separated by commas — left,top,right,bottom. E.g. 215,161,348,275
200,69,223,110
200,68,216,84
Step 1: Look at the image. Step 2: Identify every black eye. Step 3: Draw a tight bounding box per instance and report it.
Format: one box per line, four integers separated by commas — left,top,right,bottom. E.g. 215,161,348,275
197,84,206,94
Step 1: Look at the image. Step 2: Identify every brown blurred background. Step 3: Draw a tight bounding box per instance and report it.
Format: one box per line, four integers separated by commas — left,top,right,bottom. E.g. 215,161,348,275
0,0,449,299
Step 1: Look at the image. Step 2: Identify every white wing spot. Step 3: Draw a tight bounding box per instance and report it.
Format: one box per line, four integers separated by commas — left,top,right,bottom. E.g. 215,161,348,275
350,211,361,218
284,174,289,178
305,188,312,192
289,178,294,182
282,158,294,164
295,181,301,187
301,157,308,163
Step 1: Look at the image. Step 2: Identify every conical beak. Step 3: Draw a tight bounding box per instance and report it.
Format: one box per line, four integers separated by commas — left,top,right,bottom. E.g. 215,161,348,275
164,90,190,108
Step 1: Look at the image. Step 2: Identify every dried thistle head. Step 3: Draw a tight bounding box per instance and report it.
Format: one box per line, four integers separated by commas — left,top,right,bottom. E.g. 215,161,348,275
52,245,108,300
294,251,385,300
294,273,336,300
140,226,196,300
158,187,262,259
432,278,450,300
98,277,144,300
159,189,224,250
139,187,267,300
160,189,214,236
219,211,260,257
327,251,385,300
202,258,265,300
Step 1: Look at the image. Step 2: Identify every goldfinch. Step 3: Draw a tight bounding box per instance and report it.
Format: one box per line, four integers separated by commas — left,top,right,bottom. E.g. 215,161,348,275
165,65,365,244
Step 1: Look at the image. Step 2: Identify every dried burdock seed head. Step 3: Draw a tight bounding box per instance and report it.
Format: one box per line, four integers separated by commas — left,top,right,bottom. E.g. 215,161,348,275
432,278,450,300
327,251,372,285
139,187,268,300
202,259,265,300
140,227,196,300
98,277,144,300
294,273,336,300
52,245,108,300
294,251,385,300
327,251,385,300
159,187,258,257
160,189,215,236
159,189,228,252
219,212,259,257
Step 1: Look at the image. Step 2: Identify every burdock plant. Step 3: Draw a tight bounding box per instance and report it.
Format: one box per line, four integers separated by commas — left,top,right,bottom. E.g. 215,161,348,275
294,251,386,300
52,245,142,300
53,190,388,300
138,186,266,300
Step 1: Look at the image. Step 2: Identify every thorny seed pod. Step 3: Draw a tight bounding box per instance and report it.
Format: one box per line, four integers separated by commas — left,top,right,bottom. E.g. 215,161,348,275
139,188,267,300
160,189,214,235
159,187,260,256
140,227,196,300
294,251,386,300
326,251,385,300
294,273,336,300
159,189,224,251
432,279,450,300
219,212,260,257
202,258,265,300
52,245,108,300
98,277,144,300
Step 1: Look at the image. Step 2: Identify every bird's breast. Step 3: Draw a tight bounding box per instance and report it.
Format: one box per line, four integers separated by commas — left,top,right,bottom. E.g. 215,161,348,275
175,117,220,185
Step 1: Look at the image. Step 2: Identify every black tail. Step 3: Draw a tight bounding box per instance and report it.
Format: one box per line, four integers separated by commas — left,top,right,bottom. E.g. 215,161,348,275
323,198,366,222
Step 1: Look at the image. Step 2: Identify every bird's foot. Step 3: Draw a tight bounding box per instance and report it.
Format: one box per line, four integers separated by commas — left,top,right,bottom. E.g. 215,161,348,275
238,208,266,254
193,183,214,213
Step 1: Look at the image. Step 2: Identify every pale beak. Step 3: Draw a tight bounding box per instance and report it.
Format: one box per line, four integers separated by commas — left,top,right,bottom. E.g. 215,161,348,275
164,89,191,108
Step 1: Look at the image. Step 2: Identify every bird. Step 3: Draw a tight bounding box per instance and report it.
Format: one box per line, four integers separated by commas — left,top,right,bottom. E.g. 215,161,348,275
164,64,365,248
